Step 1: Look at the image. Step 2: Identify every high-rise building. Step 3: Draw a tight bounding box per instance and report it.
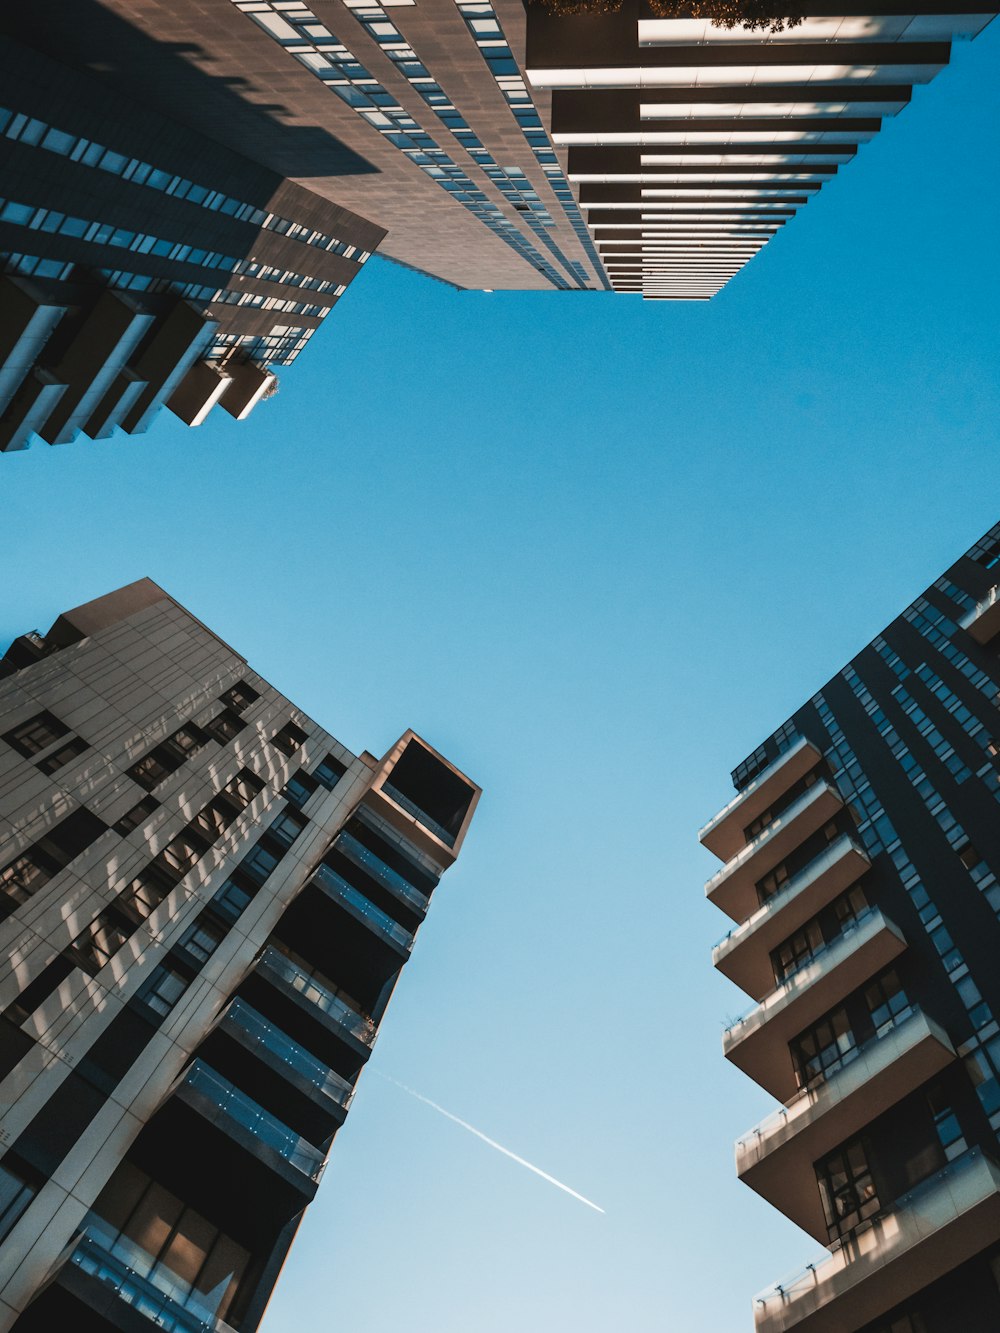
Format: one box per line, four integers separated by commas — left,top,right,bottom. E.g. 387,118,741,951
524,0,997,300
701,522,1000,1333
0,579,480,1331
2,0,995,449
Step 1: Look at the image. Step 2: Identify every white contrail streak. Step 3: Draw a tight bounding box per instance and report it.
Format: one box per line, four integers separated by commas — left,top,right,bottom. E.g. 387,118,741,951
375,1072,605,1214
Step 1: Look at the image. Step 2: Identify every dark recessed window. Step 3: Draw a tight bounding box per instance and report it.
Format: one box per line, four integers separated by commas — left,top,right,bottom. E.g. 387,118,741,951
269,809,307,849
314,754,347,789
271,722,308,757
816,1138,879,1242
283,770,319,808
220,681,260,714
71,907,138,974
241,843,281,886
178,918,226,965
36,736,89,775
128,752,172,791
128,724,209,791
204,709,246,745
212,876,256,922
3,711,70,758
140,965,189,1018
0,852,52,908
113,797,160,837
0,1162,37,1245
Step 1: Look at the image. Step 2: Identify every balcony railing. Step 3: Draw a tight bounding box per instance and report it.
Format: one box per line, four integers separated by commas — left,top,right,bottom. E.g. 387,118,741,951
699,736,821,859
381,781,456,846
335,831,430,914
734,1007,956,1240
258,946,376,1047
712,835,871,1002
313,862,414,952
183,1060,325,1180
69,1229,239,1333
754,1149,1000,1333
705,780,845,922
222,998,355,1109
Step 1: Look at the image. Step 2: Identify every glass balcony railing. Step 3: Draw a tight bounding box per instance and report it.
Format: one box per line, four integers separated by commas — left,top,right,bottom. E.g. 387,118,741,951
69,1229,238,1333
183,1060,325,1180
735,1005,922,1152
222,998,354,1109
258,946,376,1047
312,863,414,952
724,908,878,1037
335,831,430,914
380,781,456,846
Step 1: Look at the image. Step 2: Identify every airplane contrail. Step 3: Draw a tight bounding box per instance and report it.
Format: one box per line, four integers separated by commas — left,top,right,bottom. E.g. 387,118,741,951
375,1072,605,1215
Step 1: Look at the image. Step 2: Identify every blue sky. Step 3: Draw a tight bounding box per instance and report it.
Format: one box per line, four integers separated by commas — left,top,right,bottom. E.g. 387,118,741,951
3,20,1000,1333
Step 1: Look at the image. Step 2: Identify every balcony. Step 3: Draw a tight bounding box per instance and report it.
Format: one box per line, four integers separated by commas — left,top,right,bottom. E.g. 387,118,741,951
380,780,456,847
736,1009,956,1242
335,830,430,915
220,998,355,1114
64,1228,239,1333
706,780,846,923
754,1149,1000,1333
961,586,1000,645
312,863,414,955
724,909,907,1101
713,835,871,1001
178,1060,325,1184
700,737,822,860
256,946,376,1051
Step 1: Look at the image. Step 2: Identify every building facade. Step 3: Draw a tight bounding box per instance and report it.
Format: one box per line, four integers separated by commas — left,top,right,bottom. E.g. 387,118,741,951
0,580,480,1330
701,522,1000,1332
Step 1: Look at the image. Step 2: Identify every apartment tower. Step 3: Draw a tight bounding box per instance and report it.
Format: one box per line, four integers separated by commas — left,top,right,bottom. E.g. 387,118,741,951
0,580,479,1330
701,522,1000,1332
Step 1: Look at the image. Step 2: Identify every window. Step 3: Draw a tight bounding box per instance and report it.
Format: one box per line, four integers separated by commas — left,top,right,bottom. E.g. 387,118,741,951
241,843,281,886
757,862,789,905
36,736,89,775
314,754,347,789
71,907,138,973
5,955,75,1025
0,852,51,907
816,1139,880,1242
204,709,246,745
113,797,160,836
928,1087,968,1162
122,863,175,920
140,965,189,1018
178,918,225,965
791,1007,857,1090
268,808,307,849
158,829,209,881
271,722,308,757
3,711,69,757
283,769,318,808
220,681,260,713
865,970,911,1037
772,919,824,985
212,876,256,923
0,1162,36,1245
128,725,208,791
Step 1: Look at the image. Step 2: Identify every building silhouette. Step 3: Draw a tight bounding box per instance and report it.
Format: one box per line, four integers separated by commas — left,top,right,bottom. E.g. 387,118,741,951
0,580,479,1330
702,521,1000,1332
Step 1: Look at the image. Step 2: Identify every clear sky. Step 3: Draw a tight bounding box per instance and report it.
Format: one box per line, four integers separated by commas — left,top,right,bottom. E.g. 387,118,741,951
3,21,1000,1333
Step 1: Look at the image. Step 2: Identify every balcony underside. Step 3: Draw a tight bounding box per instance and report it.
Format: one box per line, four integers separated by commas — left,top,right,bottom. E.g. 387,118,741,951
737,1011,956,1242
754,1150,1000,1333
713,835,871,1001
706,780,845,923
724,911,907,1101
700,736,821,859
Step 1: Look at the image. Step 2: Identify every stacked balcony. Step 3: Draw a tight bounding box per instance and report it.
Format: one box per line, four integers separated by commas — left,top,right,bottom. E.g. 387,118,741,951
753,1149,1000,1333
735,1007,955,1240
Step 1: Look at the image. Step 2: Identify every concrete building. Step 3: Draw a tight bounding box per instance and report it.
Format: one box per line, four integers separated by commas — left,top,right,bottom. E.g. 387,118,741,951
524,0,997,299
0,580,479,1330
701,521,1000,1332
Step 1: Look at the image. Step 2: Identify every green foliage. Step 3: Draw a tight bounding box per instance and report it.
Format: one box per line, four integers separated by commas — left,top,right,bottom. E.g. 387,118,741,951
533,0,803,32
